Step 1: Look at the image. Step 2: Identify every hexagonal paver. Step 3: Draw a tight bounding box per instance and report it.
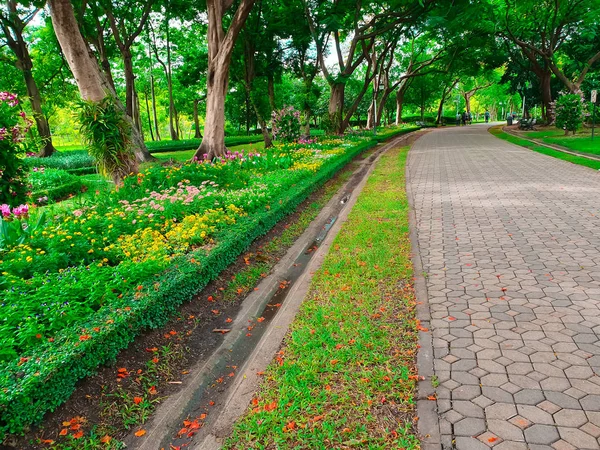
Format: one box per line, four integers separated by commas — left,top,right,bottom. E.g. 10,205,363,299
553,409,588,427
524,424,560,445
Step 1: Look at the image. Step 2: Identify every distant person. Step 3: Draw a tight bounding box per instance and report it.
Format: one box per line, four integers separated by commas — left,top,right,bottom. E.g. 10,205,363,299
461,111,467,126
485,110,490,123
456,113,461,126
468,112,473,124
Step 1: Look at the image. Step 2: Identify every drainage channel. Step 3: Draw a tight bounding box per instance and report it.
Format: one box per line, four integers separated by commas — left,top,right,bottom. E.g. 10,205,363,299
127,133,414,450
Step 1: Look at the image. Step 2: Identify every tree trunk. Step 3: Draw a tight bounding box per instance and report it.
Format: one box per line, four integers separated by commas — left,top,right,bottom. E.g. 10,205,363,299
23,66,56,157
144,91,155,141
48,0,153,164
464,93,472,114
194,0,255,160
150,75,161,140
328,82,345,133
196,63,228,158
3,16,56,156
540,70,554,124
193,98,202,138
395,83,408,125
376,89,392,126
302,108,311,137
166,20,178,141
267,73,275,111
123,48,136,119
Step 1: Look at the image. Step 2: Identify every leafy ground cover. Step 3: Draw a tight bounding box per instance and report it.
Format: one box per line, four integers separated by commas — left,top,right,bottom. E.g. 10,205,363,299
225,145,420,449
0,134,381,436
490,126,600,170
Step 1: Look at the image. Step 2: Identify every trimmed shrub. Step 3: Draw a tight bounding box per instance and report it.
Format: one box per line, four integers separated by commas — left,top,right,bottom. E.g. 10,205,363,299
555,93,584,135
28,168,84,203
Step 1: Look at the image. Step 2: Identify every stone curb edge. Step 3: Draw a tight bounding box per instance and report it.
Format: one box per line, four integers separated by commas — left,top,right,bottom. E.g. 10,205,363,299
405,132,443,450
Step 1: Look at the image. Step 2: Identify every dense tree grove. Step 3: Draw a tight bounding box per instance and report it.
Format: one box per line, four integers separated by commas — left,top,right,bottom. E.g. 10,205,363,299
1,0,599,164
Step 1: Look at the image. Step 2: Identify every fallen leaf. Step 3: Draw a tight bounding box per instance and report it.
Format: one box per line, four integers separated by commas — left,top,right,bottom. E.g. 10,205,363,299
148,386,157,395
72,430,84,439
134,429,146,437
488,437,498,443
59,429,68,436
257,317,265,322
225,318,232,323
133,397,143,405
99,435,112,444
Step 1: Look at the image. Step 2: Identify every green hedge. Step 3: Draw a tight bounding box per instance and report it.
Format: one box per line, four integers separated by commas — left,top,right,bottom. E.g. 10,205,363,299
147,136,264,154
28,169,84,203
0,137,386,436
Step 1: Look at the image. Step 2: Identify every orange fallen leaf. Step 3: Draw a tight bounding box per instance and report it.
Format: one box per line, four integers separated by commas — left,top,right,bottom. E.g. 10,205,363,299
62,421,71,427
99,435,112,443
148,386,157,395
257,317,265,322
133,397,143,405
40,439,54,444
488,437,498,443
72,430,84,439
134,429,146,437
427,395,436,401
59,429,68,436
225,318,232,323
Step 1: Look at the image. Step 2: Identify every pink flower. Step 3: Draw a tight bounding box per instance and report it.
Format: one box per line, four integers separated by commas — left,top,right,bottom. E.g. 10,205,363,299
0,204,11,218
73,209,83,217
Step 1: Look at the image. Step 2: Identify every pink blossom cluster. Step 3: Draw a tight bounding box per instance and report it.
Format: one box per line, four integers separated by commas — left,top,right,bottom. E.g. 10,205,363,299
0,92,18,107
32,167,45,173
194,151,261,165
1,203,29,219
297,137,317,145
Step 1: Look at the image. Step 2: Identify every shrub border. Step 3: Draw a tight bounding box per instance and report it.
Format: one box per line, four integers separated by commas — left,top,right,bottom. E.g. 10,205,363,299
0,128,416,436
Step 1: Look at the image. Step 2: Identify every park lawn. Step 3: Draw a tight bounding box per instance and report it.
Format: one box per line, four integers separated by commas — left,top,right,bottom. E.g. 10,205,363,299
521,127,600,155
225,145,420,450
490,126,600,170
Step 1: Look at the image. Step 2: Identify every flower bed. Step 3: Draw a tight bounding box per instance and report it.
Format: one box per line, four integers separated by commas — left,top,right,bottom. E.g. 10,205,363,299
0,135,385,436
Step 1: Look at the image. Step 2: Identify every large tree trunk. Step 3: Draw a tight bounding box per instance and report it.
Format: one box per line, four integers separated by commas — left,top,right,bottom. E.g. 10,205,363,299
193,0,255,160
193,98,202,139
328,82,345,134
48,0,153,164
166,21,179,141
540,70,554,124
196,63,228,158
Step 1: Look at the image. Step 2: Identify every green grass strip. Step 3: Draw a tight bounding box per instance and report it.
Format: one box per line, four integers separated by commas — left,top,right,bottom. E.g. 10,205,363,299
225,146,419,450
489,127,600,170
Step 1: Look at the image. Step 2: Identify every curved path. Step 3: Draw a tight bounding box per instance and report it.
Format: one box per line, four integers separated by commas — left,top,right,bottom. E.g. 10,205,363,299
409,124,600,450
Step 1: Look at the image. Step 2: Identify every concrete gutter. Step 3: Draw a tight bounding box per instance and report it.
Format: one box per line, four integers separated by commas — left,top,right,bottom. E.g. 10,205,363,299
126,132,420,450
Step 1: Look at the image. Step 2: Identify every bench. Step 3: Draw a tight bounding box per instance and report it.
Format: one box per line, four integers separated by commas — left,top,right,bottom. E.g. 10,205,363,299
519,118,536,130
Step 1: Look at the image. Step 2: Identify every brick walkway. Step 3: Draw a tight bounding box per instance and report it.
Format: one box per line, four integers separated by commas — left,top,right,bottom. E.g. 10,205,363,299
408,125,600,450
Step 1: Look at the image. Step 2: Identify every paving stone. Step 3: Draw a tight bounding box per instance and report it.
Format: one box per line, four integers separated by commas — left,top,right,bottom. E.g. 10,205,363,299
517,405,554,425
455,436,490,449
487,418,525,441
485,402,517,420
553,409,587,427
454,417,486,436
524,424,560,445
557,427,600,449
